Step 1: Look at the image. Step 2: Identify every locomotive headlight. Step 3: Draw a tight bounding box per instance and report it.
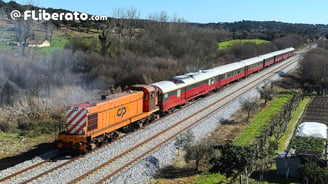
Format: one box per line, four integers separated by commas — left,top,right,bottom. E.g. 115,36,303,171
75,142,82,148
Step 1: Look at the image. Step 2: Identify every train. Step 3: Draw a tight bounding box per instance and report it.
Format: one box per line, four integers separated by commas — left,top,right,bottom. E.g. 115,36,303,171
57,47,295,151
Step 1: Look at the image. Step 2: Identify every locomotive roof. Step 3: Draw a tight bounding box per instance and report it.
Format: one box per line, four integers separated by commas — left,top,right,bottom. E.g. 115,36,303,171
151,81,178,93
69,90,141,108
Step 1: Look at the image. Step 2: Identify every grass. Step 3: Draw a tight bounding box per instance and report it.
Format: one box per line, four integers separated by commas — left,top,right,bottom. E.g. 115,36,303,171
0,132,55,159
218,39,270,50
193,173,227,184
234,93,293,146
275,97,311,153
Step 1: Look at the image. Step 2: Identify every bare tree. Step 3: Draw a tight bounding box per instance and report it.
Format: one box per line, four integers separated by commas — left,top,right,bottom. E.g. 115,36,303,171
120,8,140,42
146,11,170,40
0,8,7,38
41,21,57,42
14,17,34,55
300,48,328,95
112,8,140,49
97,8,141,57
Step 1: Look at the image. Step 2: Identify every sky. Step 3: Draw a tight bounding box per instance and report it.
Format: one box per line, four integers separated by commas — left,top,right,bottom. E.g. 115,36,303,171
4,0,328,24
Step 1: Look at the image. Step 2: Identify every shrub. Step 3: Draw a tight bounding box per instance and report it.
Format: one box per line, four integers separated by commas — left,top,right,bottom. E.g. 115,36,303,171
289,136,326,154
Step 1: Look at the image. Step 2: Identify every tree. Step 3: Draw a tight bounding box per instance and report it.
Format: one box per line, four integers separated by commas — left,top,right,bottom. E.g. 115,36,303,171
41,21,57,42
98,8,140,57
298,162,328,184
300,48,328,95
98,28,113,56
185,138,214,171
174,129,194,150
240,96,259,122
14,18,34,55
258,83,276,105
11,3,36,56
209,140,253,182
114,8,140,43
0,7,6,38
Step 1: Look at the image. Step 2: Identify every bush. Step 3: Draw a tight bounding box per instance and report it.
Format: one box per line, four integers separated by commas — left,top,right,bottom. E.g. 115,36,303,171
298,162,328,184
0,122,11,132
289,136,326,154
18,121,60,138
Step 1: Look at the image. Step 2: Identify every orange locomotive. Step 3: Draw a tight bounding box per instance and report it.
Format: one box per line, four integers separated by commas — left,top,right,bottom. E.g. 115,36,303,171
57,85,159,151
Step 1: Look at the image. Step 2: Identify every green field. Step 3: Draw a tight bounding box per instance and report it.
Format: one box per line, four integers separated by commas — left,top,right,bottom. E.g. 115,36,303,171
0,38,69,55
218,39,270,50
35,38,69,54
193,173,227,184
234,93,293,146
275,97,311,153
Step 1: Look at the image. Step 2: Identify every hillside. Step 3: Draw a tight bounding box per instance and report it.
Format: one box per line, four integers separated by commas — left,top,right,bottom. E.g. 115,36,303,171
196,20,328,40
1,0,328,45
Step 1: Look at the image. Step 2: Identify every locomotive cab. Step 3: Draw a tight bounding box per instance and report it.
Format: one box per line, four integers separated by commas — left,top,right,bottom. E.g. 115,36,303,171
130,84,159,112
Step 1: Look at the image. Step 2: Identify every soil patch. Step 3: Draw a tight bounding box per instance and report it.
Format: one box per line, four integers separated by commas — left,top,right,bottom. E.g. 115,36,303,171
301,96,328,124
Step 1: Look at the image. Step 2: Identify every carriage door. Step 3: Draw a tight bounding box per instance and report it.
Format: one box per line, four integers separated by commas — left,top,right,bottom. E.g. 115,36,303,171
149,91,156,111
208,78,213,90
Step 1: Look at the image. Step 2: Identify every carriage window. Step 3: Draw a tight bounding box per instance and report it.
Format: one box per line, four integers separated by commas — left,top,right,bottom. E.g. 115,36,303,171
163,93,169,102
177,89,181,97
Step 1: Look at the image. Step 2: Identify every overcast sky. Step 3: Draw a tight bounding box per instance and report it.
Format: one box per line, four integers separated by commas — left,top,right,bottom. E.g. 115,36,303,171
4,0,327,24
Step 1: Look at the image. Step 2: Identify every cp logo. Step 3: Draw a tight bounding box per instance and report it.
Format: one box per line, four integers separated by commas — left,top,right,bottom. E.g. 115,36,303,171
117,107,127,117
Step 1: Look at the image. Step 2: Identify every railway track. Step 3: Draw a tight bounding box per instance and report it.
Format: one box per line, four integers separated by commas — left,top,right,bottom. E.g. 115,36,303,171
0,54,301,184
0,150,68,184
